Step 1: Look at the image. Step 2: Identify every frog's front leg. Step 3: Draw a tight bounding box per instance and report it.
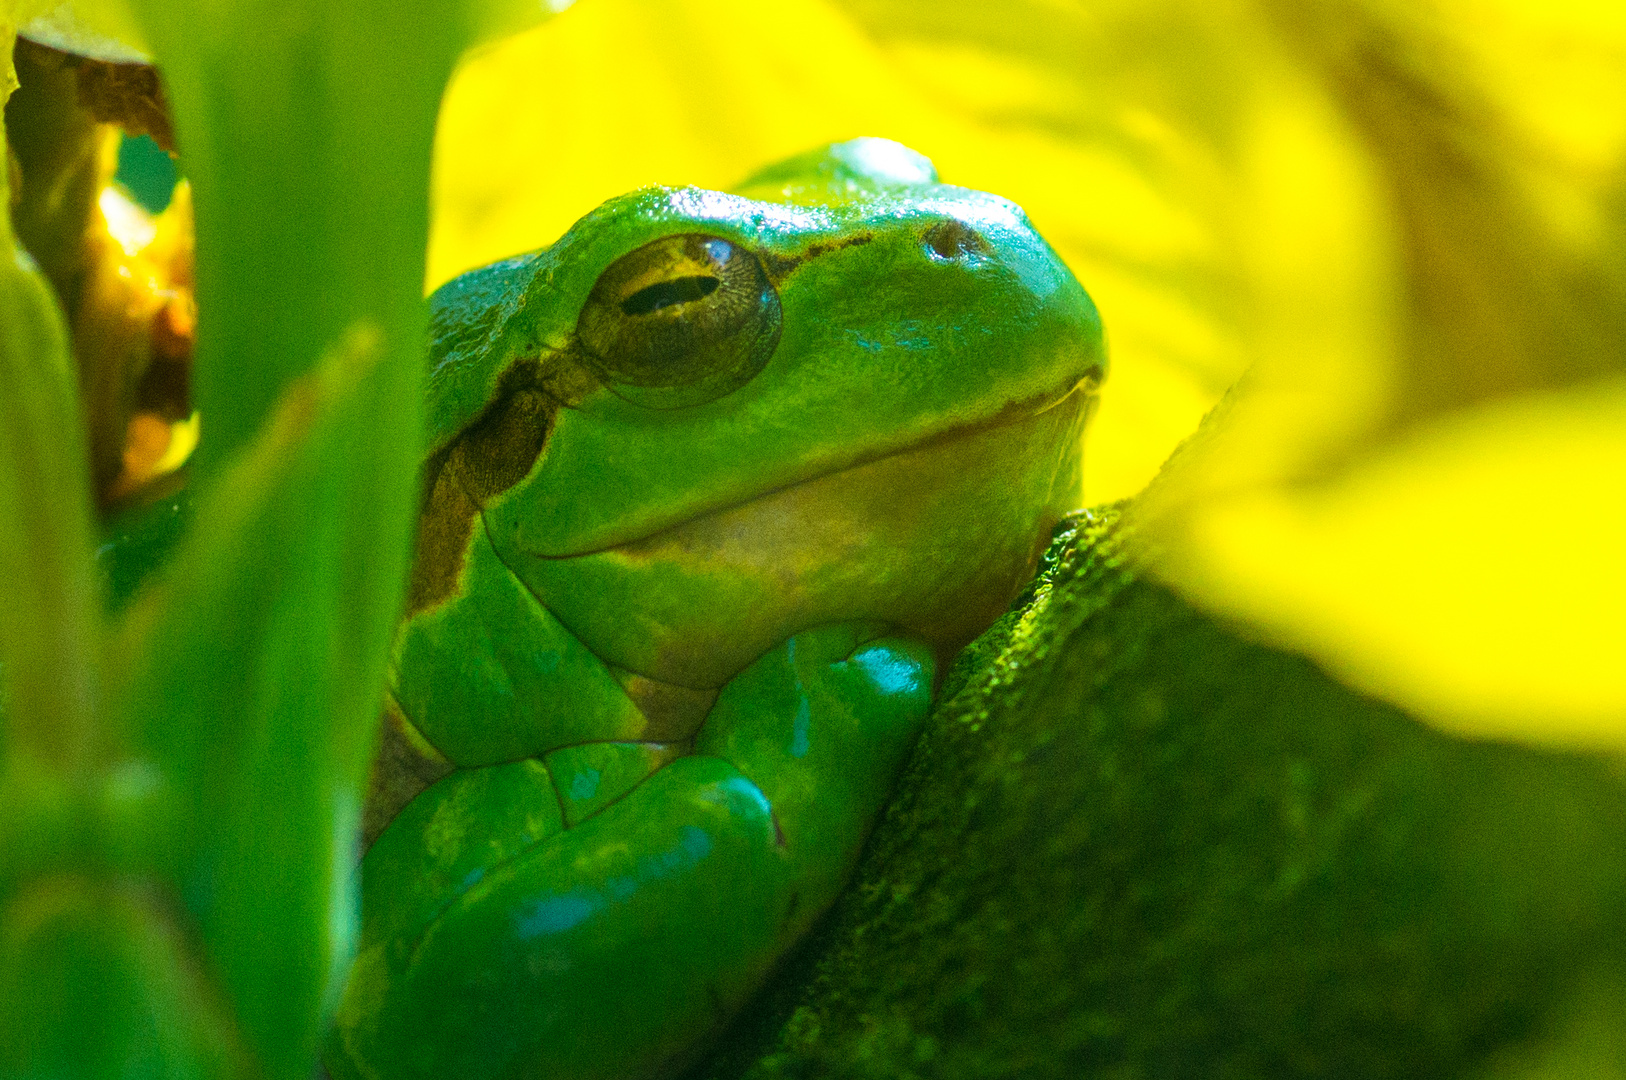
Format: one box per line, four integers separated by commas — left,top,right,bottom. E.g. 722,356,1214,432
328,622,932,1080
389,519,673,766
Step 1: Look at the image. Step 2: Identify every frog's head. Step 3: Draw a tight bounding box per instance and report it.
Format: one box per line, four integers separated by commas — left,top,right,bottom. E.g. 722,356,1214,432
420,138,1105,689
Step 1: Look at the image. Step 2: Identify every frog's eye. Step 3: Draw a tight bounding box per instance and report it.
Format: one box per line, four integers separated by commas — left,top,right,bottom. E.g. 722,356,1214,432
576,233,782,409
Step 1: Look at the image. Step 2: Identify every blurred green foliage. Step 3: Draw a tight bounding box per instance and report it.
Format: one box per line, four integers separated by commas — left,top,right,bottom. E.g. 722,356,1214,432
115,133,175,214
4,2,1626,1079
0,2,551,1077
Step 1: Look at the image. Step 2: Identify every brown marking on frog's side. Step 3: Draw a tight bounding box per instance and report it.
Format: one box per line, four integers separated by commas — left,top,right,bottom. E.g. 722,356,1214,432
404,349,604,617
361,697,455,852
404,449,482,616
454,362,556,502
377,348,608,843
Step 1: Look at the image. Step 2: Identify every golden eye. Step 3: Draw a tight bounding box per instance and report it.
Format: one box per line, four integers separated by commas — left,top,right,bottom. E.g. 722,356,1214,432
576,234,782,409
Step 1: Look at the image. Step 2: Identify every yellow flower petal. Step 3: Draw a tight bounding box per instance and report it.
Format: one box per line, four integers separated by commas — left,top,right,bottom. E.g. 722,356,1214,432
1164,376,1626,747
430,0,1253,504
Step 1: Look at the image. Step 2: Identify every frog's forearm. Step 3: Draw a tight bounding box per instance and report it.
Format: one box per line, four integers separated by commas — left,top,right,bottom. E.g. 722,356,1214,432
329,625,933,1080
390,520,650,764
356,758,565,954
545,740,689,825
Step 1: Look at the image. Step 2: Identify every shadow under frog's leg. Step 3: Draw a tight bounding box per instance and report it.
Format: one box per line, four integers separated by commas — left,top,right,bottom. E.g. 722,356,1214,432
360,697,455,850
326,622,933,1080
605,662,721,741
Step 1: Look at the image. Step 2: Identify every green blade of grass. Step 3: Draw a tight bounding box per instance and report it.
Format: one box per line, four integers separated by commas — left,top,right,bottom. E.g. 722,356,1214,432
127,0,463,476
100,4,564,1072
0,874,250,1080
109,7,456,1073
114,320,420,1080
0,108,100,780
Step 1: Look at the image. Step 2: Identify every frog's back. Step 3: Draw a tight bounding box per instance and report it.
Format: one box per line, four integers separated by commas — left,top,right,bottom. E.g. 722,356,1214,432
425,251,542,455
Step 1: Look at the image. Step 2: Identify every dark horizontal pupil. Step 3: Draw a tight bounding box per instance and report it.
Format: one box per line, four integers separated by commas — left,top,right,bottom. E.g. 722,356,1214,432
622,275,721,316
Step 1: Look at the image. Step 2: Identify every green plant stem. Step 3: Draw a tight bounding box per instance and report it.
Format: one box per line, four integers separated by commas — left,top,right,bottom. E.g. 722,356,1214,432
0,84,102,781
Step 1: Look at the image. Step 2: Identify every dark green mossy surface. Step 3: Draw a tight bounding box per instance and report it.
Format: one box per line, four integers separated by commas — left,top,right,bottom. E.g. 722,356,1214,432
688,506,1626,1080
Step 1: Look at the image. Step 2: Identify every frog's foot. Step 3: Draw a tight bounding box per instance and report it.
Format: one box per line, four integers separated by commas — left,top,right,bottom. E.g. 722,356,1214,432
327,622,932,1080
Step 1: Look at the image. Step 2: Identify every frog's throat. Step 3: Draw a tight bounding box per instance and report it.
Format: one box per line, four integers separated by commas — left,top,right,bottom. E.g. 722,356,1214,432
506,383,1090,689
547,376,1092,562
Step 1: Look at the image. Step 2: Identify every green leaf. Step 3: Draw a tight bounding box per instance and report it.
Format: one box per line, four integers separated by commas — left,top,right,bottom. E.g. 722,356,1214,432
0,874,248,1080
18,0,154,62
115,321,420,1080
121,0,464,475
95,3,526,1072
0,119,100,780
459,0,575,50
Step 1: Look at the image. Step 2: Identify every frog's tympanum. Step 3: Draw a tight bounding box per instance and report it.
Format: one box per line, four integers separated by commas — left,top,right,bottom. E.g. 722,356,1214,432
325,139,1105,1080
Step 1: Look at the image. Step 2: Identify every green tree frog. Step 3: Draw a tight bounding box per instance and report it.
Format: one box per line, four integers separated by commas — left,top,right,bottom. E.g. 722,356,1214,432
325,138,1104,1080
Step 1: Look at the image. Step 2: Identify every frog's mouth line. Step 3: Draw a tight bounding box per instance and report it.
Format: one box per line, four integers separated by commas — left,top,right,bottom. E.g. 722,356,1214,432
530,376,1093,562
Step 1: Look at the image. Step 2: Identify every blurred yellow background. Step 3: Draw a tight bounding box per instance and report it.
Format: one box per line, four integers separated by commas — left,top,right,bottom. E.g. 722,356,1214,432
428,0,1262,508
429,0,1626,749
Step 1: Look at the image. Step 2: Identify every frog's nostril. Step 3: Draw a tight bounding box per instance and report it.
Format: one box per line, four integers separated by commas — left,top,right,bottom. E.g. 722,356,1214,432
923,219,989,262
622,275,721,316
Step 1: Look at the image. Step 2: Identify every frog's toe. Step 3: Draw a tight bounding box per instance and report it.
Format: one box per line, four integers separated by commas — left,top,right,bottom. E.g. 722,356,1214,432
698,621,935,765
696,621,934,915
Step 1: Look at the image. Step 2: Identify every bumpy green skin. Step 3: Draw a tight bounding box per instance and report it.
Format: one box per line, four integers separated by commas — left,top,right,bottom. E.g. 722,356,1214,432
326,140,1105,1080
336,623,931,1080
686,508,1626,1080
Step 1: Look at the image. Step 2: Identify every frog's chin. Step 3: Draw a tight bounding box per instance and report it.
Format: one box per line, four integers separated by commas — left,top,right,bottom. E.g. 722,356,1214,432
512,386,1090,690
